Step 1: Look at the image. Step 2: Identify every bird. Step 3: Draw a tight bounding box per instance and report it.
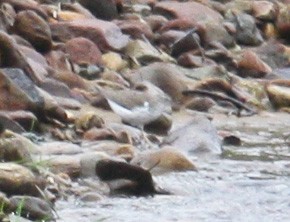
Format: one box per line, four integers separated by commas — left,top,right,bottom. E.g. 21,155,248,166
97,81,172,132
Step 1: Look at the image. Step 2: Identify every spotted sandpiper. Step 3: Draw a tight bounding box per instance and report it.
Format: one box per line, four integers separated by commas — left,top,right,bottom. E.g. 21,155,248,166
98,81,172,132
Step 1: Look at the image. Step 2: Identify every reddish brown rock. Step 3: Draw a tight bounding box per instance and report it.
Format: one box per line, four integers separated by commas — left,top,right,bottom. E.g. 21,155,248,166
13,10,52,52
0,31,47,84
154,1,223,24
177,53,216,68
0,0,48,19
114,19,154,40
0,68,44,111
50,18,129,51
252,1,277,21
276,5,290,41
65,37,103,65
144,14,168,32
236,50,272,78
45,50,72,72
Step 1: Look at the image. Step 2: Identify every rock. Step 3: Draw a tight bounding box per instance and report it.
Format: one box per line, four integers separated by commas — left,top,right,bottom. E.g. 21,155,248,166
163,115,222,155
236,50,272,78
252,1,277,21
38,141,82,155
125,39,174,65
95,159,167,196
102,52,127,71
144,14,168,32
276,5,290,41
131,146,197,175
0,3,16,32
78,0,118,20
44,49,72,72
233,13,264,46
154,1,223,24
1,0,48,19
170,29,201,58
0,31,46,84
177,53,216,68
80,151,114,177
79,192,103,202
50,18,129,51
101,70,130,87
0,162,45,196
266,80,290,109
124,62,188,108
144,113,172,135
115,19,154,40
0,130,34,162
64,37,103,65
75,111,104,132
9,196,54,221
13,10,52,52
0,68,44,112
46,155,81,178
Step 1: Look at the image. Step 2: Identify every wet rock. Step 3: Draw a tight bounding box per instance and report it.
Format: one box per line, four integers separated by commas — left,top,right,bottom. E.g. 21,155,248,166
13,10,52,52
266,80,290,109
115,19,154,40
154,1,223,24
102,52,127,71
64,37,103,65
78,0,118,20
236,50,272,78
79,192,103,202
125,39,174,65
131,146,197,175
80,151,115,177
38,141,81,155
0,68,44,112
50,18,129,51
163,115,222,155
233,13,263,46
0,162,45,196
95,159,166,196
9,196,54,221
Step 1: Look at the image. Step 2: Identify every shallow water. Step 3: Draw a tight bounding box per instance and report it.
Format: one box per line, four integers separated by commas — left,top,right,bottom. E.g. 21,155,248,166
56,112,290,222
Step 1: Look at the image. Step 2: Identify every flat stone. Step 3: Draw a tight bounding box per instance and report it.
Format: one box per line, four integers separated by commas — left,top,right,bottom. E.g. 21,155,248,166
154,1,223,24
50,18,129,51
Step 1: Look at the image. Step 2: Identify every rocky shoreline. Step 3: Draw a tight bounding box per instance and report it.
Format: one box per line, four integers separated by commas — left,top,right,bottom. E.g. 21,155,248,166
0,0,289,221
